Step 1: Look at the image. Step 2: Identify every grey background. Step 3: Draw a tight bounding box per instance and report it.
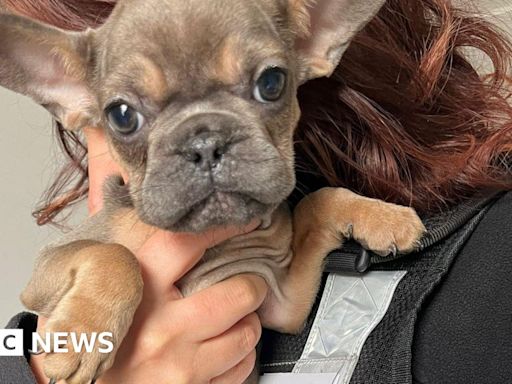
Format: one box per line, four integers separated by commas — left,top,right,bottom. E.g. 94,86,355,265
0,1,511,325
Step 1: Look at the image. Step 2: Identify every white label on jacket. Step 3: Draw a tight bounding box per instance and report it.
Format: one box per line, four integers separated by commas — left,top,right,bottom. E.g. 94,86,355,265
292,271,407,383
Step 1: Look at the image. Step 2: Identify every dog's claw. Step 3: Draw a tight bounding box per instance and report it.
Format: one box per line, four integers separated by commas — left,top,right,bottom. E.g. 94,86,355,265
28,347,44,355
389,243,398,257
346,224,354,238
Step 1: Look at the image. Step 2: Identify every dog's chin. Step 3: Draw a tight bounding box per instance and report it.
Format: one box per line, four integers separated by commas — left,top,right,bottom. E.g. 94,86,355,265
141,191,274,233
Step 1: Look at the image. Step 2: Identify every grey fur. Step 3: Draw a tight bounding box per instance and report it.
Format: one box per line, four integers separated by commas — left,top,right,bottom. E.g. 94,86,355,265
0,1,391,383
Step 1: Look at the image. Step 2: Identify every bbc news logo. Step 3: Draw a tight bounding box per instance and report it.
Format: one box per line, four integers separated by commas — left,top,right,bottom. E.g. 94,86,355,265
0,329,114,356
0,330,23,356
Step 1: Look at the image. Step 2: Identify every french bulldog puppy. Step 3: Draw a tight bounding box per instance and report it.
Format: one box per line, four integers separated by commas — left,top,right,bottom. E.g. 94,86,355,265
0,0,425,383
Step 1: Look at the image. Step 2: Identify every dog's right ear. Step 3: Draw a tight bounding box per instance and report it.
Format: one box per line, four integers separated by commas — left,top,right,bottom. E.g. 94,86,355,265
289,0,385,83
0,13,98,131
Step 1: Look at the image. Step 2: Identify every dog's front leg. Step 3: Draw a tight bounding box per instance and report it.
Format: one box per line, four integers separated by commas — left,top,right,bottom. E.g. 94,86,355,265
262,187,426,333
21,240,143,384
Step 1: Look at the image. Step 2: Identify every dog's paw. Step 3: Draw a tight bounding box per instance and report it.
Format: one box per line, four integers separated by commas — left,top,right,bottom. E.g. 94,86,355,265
348,200,426,256
293,187,426,257
22,242,142,384
41,307,119,384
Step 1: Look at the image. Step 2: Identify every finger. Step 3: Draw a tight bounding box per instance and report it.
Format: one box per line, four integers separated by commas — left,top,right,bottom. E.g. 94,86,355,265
211,349,257,384
84,127,122,215
174,275,268,340
198,313,260,379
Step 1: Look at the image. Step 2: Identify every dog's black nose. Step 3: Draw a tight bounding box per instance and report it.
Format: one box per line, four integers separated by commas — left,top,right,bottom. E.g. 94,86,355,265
183,131,227,171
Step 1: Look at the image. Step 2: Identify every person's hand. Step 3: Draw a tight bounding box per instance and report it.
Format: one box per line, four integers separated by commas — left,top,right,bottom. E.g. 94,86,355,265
101,272,266,384
30,127,268,384
97,229,267,384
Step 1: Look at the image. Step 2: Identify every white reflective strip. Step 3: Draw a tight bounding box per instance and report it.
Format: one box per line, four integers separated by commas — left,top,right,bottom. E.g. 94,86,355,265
292,271,407,383
260,372,337,383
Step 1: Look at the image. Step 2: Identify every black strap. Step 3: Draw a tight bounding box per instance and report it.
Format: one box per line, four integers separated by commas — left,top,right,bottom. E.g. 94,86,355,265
325,241,372,273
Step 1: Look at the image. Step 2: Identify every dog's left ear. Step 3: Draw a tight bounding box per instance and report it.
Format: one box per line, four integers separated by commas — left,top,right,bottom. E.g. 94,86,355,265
0,13,98,131
290,0,386,82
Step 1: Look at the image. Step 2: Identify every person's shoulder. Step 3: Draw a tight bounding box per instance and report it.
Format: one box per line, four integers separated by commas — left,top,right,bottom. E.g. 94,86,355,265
412,191,512,384
458,190,512,265
487,190,512,216
474,190,512,247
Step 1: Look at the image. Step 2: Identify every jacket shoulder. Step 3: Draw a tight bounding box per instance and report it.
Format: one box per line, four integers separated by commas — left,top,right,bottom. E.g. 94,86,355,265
413,191,512,384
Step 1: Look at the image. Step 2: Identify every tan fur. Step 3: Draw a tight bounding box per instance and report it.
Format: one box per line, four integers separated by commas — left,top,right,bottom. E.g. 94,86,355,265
49,46,88,82
137,56,169,103
276,188,425,332
62,111,91,133
287,0,314,38
21,241,143,383
214,36,243,85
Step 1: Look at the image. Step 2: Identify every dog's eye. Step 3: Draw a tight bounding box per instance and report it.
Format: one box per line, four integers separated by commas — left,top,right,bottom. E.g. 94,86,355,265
106,103,145,135
254,67,287,103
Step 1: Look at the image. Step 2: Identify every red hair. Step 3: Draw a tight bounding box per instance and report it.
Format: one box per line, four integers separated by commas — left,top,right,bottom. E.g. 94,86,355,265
295,0,512,213
3,0,512,223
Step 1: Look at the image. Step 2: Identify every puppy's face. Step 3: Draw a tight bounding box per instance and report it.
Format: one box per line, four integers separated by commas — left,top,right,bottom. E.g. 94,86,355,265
96,0,300,231
0,0,385,232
